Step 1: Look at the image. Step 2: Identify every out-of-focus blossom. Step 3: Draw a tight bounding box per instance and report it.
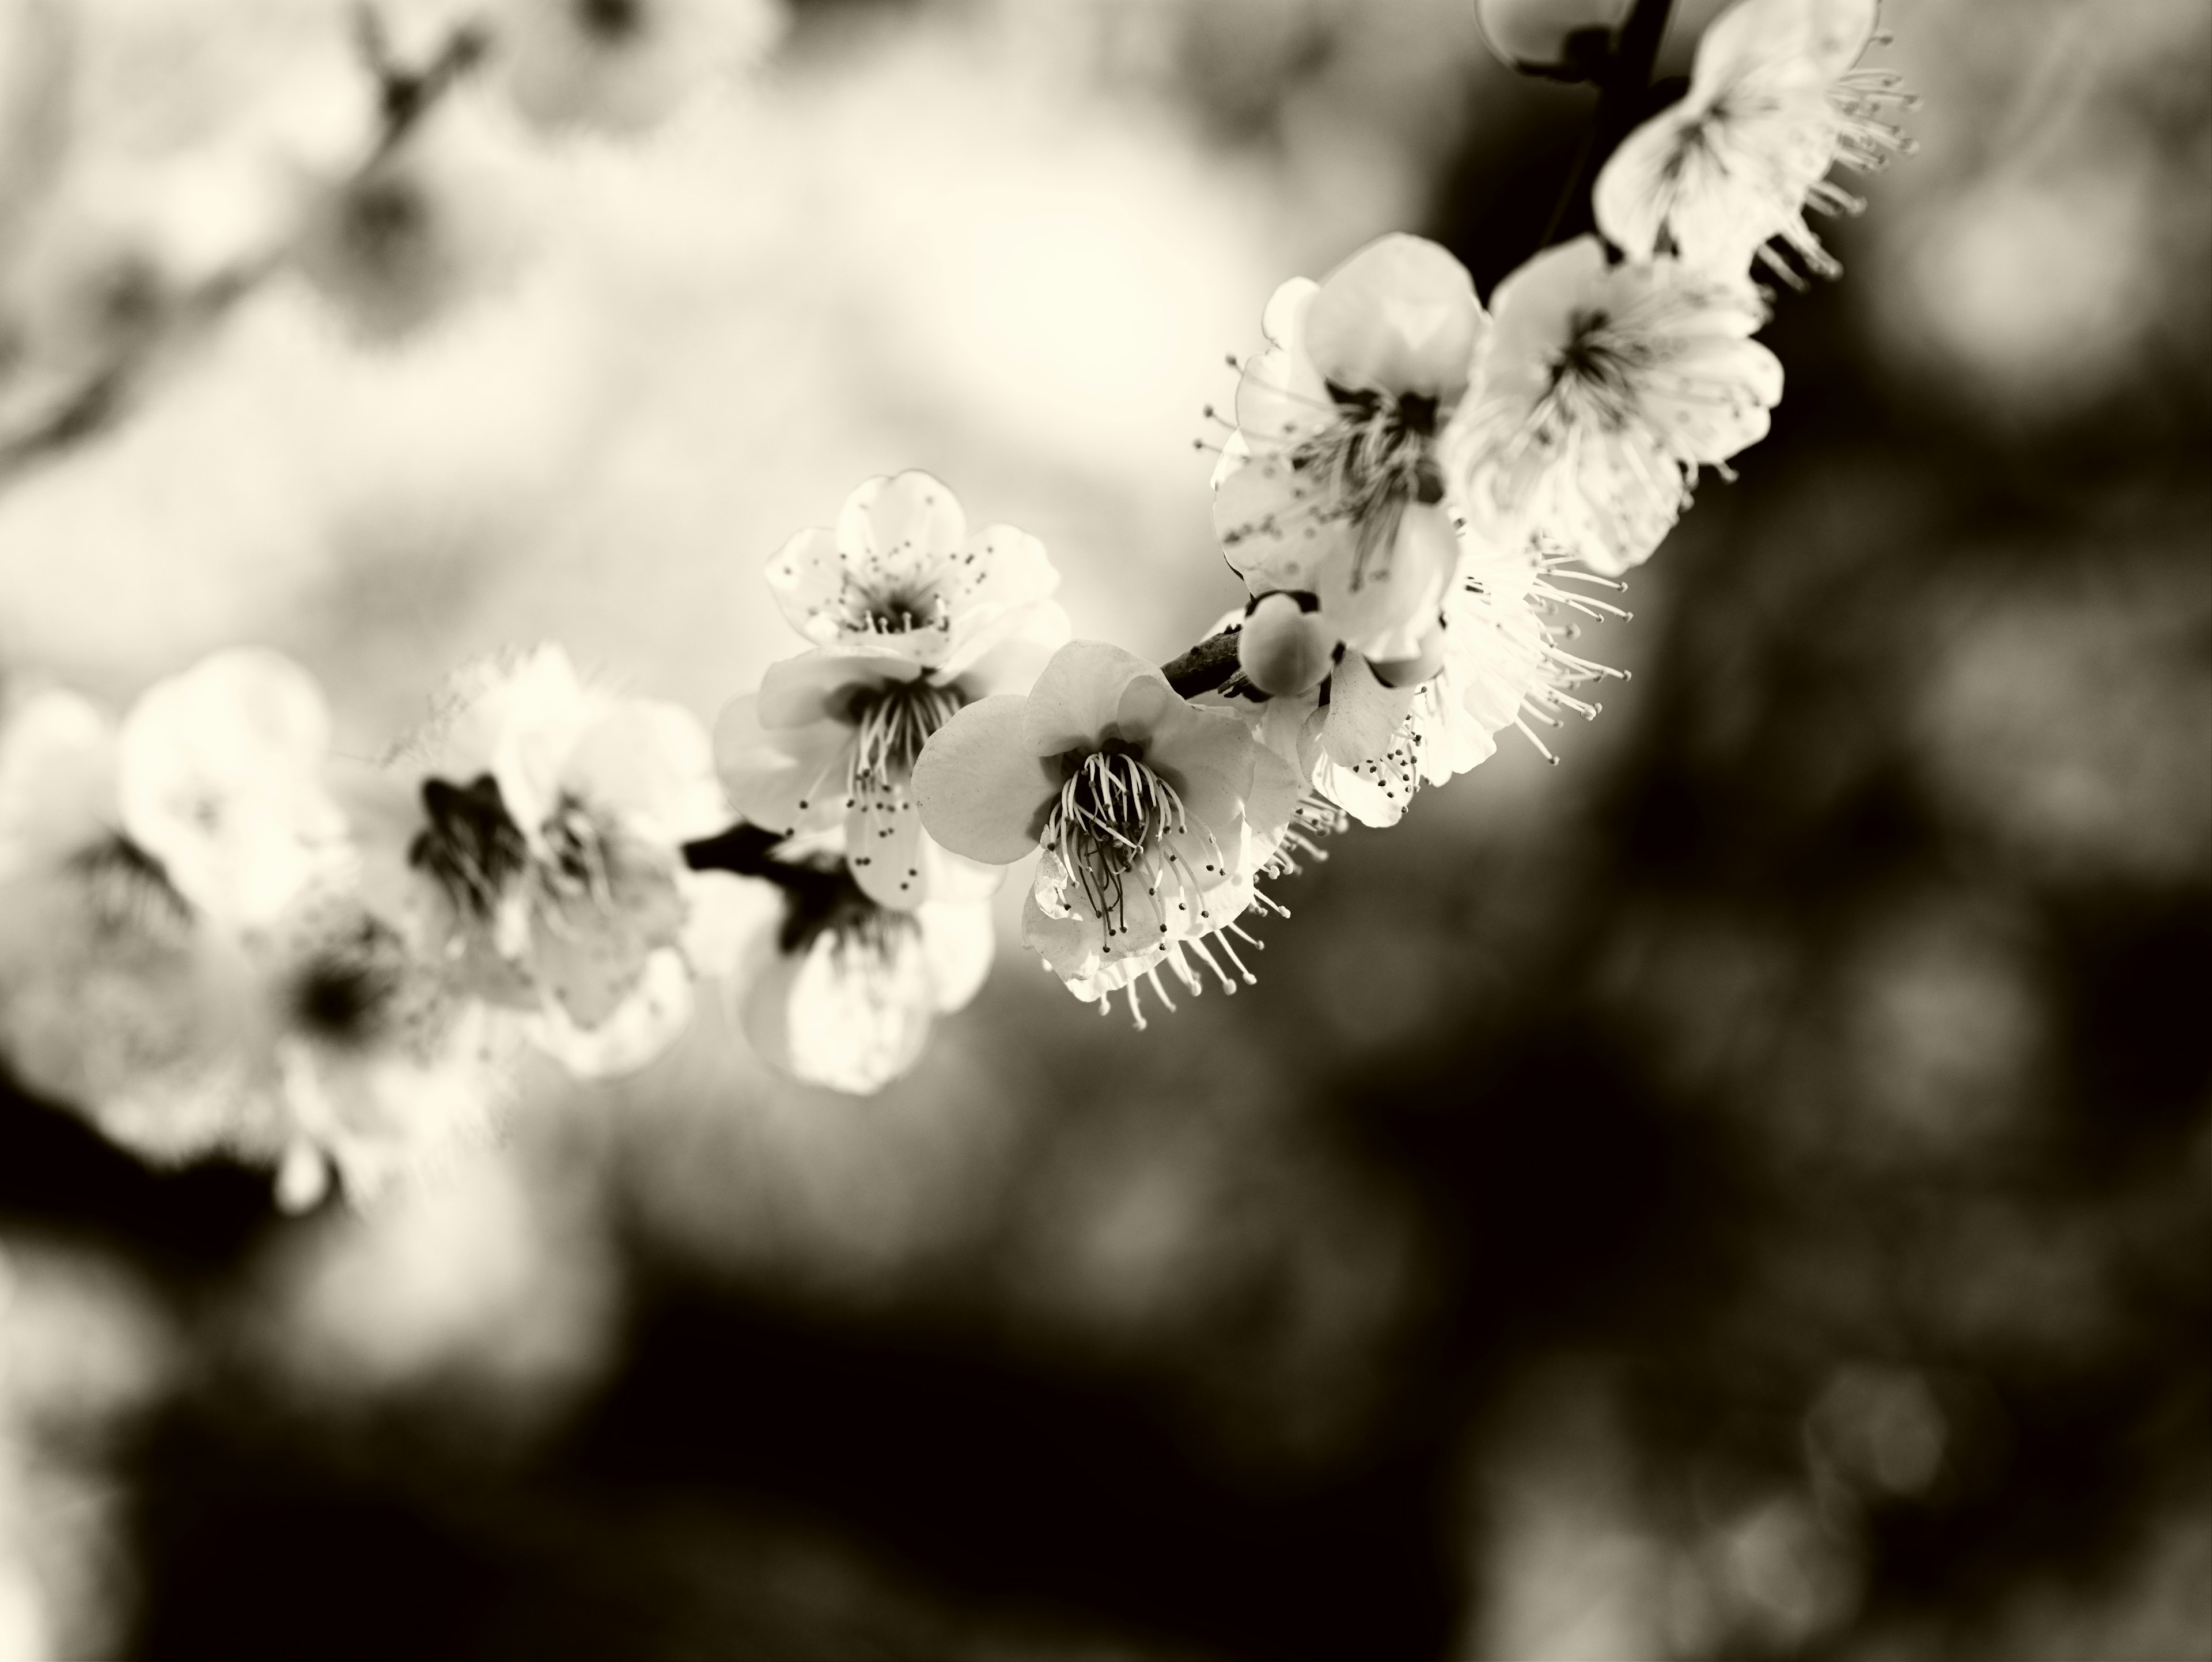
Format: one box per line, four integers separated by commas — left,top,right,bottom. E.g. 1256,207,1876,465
290,90,544,344
370,643,724,1077
1456,234,1780,575
914,640,1302,1018
1474,0,1634,79
115,646,349,932
686,846,994,1095
1594,0,1915,279
247,894,517,1212
1241,532,1622,827
719,471,1066,910
0,681,251,1156
489,0,781,137
1214,234,1488,664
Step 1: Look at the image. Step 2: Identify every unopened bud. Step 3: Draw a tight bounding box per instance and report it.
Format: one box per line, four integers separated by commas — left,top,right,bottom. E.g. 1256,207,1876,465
1238,593,1336,698
1369,619,1448,688
1474,0,1633,80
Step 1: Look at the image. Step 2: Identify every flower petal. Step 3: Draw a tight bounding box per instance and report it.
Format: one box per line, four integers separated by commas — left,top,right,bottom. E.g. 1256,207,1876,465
916,899,996,1013
1021,640,1164,756
714,695,851,838
911,694,1058,863
756,650,914,729
567,699,725,844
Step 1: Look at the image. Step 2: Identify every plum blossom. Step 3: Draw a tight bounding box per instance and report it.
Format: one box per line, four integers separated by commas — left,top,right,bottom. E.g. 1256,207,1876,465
912,641,1304,1021
1455,234,1782,576
1213,234,1490,664
490,0,781,136
720,472,1067,910
685,839,994,1096
1594,0,1915,281
0,684,251,1150
372,644,725,1077
1239,532,1627,827
247,895,518,1212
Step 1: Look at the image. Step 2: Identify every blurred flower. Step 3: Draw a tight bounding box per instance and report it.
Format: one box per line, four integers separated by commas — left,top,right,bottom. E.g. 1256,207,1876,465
1474,0,1635,80
1456,234,1781,575
1594,0,1915,280
290,89,543,344
370,643,724,1077
247,895,518,1212
0,680,253,1157
489,0,781,137
687,848,994,1095
1214,234,1489,664
114,646,350,932
914,640,1302,1018
720,471,1066,910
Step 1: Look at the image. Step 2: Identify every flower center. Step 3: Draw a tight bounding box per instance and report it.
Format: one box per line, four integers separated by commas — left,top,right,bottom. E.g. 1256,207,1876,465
1290,384,1447,591
841,580,950,639
1040,744,1190,934
294,917,408,1047
411,774,528,920
1546,311,1654,431
846,679,965,799
72,836,192,942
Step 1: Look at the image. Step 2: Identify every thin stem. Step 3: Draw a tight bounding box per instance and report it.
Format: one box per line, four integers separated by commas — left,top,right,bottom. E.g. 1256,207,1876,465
1544,0,1677,249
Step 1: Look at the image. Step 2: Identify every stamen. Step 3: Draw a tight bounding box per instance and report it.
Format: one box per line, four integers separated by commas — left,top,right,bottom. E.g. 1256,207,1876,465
1038,745,1191,939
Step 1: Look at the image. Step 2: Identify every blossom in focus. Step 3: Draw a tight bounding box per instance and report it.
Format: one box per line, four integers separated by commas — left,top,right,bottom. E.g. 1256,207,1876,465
719,471,1067,910
1594,0,1915,279
1455,234,1781,576
490,0,781,136
685,846,994,1096
1214,234,1490,665
372,644,725,1078
912,641,1304,1018
1240,531,1624,827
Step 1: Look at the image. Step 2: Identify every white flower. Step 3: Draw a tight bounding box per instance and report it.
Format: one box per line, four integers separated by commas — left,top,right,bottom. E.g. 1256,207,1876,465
1239,532,1627,827
685,852,994,1096
490,0,781,136
1594,0,1915,281
913,641,1304,1020
0,684,252,1156
1213,234,1490,664
115,649,350,932
247,896,518,1212
1455,234,1782,576
721,471,1067,911
374,643,725,1077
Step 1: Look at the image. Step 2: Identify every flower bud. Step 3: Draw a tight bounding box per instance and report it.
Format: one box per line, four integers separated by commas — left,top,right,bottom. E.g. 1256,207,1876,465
1368,619,1448,688
1237,593,1336,698
1305,234,1484,406
1474,0,1633,80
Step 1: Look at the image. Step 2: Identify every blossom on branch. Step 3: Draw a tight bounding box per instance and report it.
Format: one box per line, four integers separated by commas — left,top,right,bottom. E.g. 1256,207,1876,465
685,842,994,1096
912,641,1303,1021
1455,234,1782,576
1237,531,1626,827
370,644,724,1078
720,472,1066,911
1214,234,1490,665
1594,0,1915,280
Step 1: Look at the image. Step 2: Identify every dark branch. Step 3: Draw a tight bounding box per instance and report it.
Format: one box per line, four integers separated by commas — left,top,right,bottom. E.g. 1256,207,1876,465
1161,629,1245,698
1542,0,1678,250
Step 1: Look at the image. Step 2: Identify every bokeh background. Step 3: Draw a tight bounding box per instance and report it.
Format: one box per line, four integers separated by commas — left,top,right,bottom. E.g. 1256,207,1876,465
2,0,2207,1656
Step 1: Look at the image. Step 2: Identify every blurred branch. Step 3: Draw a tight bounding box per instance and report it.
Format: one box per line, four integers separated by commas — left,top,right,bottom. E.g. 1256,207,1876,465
1540,0,1676,249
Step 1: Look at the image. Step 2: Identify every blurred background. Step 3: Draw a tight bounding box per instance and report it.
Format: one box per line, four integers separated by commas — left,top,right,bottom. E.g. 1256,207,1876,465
1,0,2207,1655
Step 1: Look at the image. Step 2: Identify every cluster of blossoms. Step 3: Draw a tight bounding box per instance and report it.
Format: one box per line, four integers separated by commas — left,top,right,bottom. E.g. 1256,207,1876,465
0,0,1911,1203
